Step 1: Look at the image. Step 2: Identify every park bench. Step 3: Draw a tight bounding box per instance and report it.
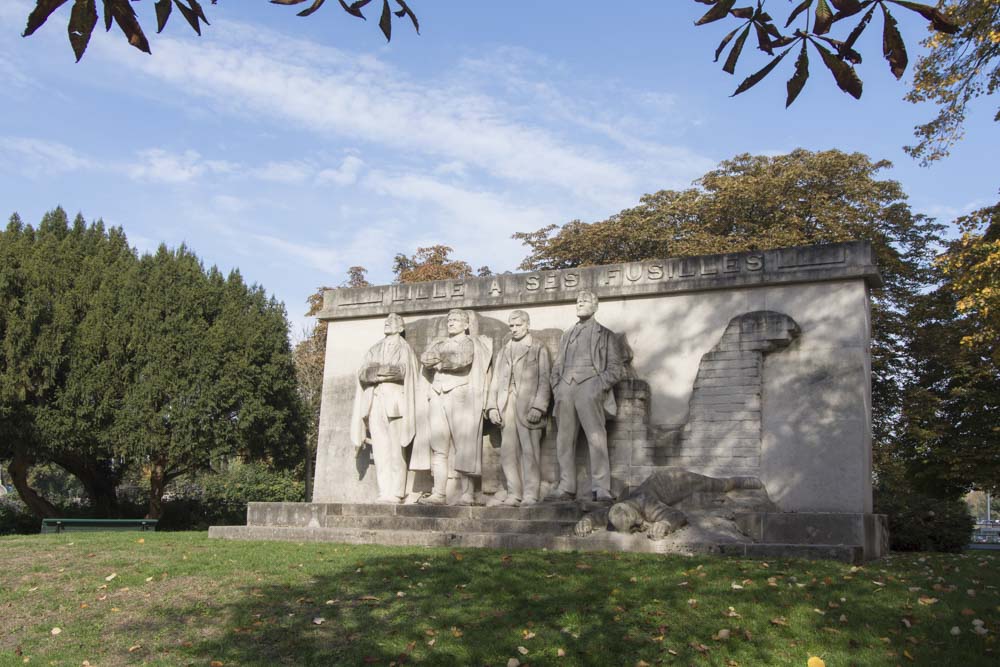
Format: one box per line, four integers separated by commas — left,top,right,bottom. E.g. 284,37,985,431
41,518,158,534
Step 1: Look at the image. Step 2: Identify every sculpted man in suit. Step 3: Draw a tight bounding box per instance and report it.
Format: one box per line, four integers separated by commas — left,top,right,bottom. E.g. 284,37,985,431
416,309,492,505
486,310,551,506
548,290,625,502
349,313,420,503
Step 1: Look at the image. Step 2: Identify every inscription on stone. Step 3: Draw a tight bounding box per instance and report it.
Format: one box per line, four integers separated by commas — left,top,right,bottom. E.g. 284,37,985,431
320,241,878,321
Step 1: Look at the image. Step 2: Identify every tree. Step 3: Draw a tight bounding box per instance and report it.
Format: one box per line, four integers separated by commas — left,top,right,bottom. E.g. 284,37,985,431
515,149,943,462
905,0,1000,163
117,246,304,518
936,201,1000,363
22,0,419,62
1,208,305,519
898,275,1000,496
392,245,474,283
0,208,134,517
691,1,959,104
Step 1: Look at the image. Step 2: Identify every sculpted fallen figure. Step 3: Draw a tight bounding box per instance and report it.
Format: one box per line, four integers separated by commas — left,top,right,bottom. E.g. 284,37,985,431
573,469,765,539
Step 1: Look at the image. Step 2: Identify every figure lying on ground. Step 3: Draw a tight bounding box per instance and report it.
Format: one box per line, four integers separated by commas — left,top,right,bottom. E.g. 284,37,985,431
574,468,764,539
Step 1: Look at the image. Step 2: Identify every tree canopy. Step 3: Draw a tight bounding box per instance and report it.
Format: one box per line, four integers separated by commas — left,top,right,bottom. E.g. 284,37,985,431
905,0,1000,163
0,208,305,518
515,148,945,483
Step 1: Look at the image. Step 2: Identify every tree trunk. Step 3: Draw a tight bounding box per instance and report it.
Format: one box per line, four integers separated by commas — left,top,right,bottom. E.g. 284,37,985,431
304,438,315,501
8,448,58,519
147,459,168,520
53,453,122,517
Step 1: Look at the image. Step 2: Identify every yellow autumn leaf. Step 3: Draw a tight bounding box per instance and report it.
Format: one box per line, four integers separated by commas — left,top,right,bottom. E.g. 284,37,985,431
807,657,825,667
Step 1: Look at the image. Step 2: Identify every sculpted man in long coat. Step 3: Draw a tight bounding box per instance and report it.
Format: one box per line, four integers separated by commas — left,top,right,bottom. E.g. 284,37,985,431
349,313,420,503
413,309,492,505
486,310,551,506
548,290,624,502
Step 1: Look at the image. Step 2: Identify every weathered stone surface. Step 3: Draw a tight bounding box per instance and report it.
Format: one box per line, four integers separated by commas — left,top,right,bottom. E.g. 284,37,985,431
293,243,880,563
319,241,880,320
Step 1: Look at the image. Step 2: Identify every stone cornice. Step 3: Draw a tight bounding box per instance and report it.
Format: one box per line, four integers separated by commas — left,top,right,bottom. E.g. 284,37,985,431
318,240,881,321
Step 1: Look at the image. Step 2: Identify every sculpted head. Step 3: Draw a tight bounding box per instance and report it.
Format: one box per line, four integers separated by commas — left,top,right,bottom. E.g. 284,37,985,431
575,290,598,320
384,313,405,336
508,310,529,341
608,501,642,533
446,309,470,336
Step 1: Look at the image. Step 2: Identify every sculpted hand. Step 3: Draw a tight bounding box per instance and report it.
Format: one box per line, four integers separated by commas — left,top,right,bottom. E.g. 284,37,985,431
649,521,672,540
574,516,595,537
487,408,502,425
527,407,543,424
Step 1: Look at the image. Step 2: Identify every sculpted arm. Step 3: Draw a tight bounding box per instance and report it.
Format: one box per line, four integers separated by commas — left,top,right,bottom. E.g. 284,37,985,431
438,337,474,371
530,345,552,421
600,329,626,390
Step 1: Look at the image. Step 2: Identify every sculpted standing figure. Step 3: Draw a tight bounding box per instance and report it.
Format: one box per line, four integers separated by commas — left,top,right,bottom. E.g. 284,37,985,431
416,309,492,505
486,310,551,506
349,313,420,503
548,290,624,502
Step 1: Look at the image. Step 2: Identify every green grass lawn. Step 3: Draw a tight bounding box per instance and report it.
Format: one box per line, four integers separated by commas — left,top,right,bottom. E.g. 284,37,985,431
0,533,996,666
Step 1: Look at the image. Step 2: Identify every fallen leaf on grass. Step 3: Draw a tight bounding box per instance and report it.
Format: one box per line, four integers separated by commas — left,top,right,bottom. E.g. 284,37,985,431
918,597,938,606
517,646,529,655
145,577,153,583
951,626,961,636
687,599,698,608
50,628,61,636
128,645,141,653
730,582,744,590
104,573,117,582
723,607,740,618
807,658,825,667
667,649,678,655
903,649,915,661
770,617,788,626
557,648,566,657
713,629,731,641
312,617,325,625
507,660,520,667
136,538,144,544
451,627,463,638
575,562,591,570
451,551,463,561
961,608,976,616
522,630,536,639
427,638,436,647
210,662,224,667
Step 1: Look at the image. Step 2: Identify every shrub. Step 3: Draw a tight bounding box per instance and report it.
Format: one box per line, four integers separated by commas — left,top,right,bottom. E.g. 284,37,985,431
0,496,41,535
158,462,305,530
875,483,974,553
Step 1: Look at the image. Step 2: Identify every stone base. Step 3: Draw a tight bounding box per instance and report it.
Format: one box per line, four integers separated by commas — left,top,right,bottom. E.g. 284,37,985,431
208,502,887,563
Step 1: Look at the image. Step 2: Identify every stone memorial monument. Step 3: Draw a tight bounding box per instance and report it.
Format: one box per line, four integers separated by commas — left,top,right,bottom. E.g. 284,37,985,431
210,241,889,562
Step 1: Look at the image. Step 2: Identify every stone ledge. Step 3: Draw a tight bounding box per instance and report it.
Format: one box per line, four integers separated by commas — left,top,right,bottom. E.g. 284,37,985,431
319,241,881,320
208,525,865,563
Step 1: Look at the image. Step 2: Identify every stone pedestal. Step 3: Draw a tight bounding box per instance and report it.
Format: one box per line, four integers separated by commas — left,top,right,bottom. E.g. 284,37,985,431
209,502,887,563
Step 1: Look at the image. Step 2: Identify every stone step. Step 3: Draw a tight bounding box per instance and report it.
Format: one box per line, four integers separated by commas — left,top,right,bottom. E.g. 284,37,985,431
208,525,863,563
320,514,579,535
247,501,588,528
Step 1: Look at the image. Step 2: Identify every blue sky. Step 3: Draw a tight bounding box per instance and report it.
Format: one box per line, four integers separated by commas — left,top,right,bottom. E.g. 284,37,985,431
1,1,995,335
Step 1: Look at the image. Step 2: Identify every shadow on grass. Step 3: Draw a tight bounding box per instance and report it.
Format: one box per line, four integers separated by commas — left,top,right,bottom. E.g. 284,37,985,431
115,545,992,666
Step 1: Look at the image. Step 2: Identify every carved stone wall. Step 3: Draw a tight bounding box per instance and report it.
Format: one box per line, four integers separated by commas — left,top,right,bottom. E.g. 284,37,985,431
312,242,878,513
654,311,800,477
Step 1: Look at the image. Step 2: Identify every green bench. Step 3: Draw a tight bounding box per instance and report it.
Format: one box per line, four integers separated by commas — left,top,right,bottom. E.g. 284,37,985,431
41,518,158,534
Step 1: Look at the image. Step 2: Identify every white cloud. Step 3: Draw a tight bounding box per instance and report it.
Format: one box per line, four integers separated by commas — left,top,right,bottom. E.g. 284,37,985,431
0,136,93,175
252,161,311,184
316,155,364,186
127,148,236,184
115,21,646,205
